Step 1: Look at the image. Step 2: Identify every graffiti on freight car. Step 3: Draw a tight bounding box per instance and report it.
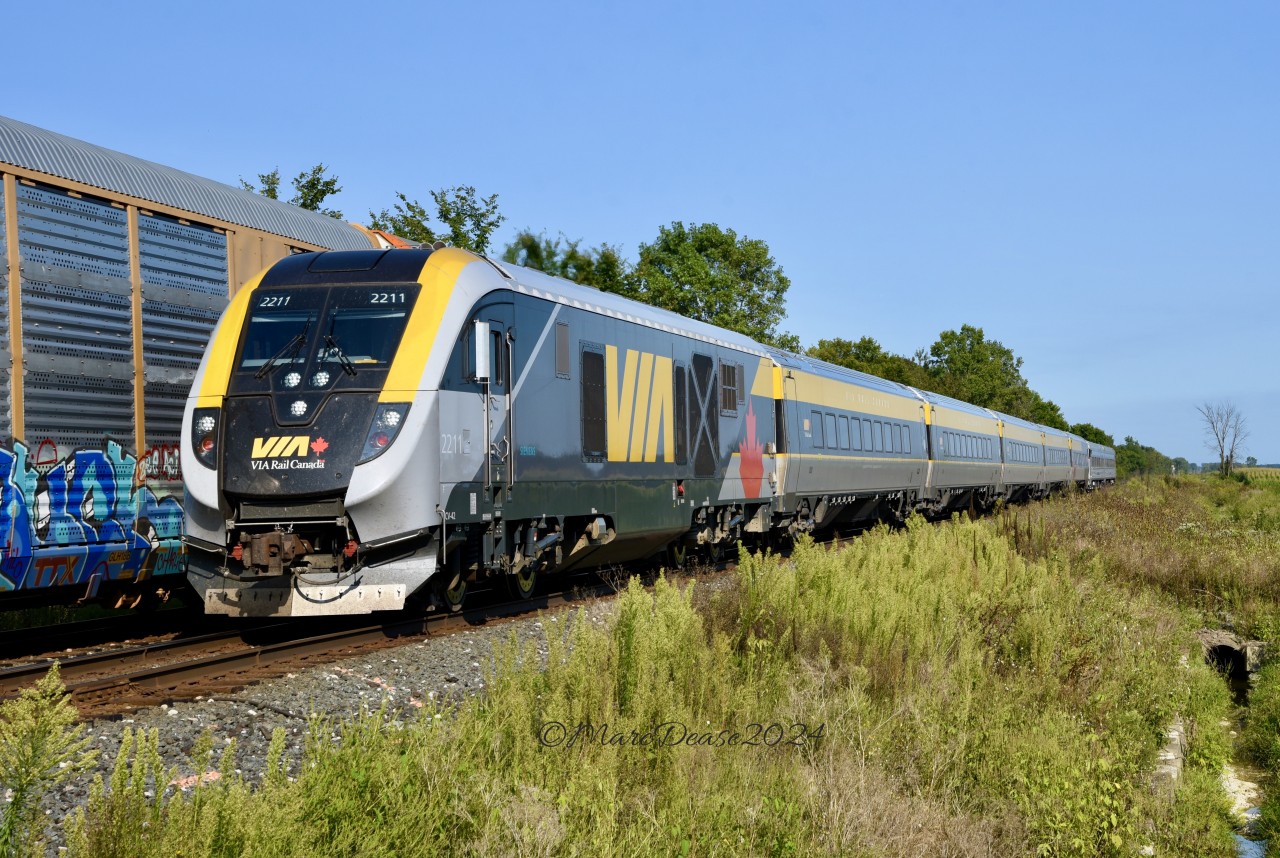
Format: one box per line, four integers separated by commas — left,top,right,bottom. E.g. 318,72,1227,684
33,438,59,468
0,438,184,592
141,443,182,482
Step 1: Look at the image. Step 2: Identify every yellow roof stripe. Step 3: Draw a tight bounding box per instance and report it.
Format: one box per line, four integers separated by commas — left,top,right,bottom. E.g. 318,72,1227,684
380,247,473,400
929,409,997,434
194,269,267,408
790,370,922,421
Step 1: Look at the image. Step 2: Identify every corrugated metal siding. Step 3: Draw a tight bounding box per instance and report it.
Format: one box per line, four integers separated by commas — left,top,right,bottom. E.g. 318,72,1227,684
17,183,135,453
0,179,10,443
0,115,371,251
138,212,227,449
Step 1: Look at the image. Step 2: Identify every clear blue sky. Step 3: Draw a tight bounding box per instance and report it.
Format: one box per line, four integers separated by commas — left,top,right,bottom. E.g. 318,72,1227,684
8,1,1277,463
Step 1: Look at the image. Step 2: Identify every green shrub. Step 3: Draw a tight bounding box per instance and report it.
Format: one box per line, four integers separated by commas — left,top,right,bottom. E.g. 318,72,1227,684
0,665,96,857
42,482,1260,855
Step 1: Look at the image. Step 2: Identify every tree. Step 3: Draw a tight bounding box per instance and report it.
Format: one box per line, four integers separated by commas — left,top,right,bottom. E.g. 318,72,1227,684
241,168,282,199
240,164,343,218
1026,392,1069,431
369,186,504,254
1247,456,1258,467
502,230,629,292
808,336,886,373
772,331,803,352
612,221,795,348
1196,401,1249,477
289,164,342,216
1116,435,1173,479
807,336,931,387
923,325,1030,414
803,326,1114,437
1070,422,1115,447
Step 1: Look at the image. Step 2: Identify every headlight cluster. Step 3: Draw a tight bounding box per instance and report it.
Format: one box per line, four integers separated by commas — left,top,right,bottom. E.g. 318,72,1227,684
358,403,410,463
190,407,220,470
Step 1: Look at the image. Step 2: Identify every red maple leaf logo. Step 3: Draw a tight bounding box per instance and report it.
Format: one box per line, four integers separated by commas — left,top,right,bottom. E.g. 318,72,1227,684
737,402,765,499
310,437,329,455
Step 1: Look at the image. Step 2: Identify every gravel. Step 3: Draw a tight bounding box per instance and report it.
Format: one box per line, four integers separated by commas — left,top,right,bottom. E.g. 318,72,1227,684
19,603,613,854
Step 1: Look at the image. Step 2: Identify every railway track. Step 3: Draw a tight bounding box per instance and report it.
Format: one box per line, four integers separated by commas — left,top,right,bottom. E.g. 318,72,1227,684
0,604,204,663
0,537,856,720
0,578,620,719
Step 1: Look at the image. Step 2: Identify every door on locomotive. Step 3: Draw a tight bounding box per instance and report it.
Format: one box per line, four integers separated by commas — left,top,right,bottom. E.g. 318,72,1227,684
477,300,543,599
477,302,516,520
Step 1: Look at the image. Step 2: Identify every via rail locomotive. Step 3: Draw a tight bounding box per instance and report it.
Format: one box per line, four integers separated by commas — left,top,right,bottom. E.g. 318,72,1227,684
181,248,1116,617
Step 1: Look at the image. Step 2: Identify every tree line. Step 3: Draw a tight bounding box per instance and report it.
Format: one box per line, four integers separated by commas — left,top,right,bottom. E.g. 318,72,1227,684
241,164,1171,476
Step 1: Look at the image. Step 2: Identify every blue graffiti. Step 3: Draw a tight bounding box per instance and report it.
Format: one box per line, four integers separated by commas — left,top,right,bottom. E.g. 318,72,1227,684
0,438,184,593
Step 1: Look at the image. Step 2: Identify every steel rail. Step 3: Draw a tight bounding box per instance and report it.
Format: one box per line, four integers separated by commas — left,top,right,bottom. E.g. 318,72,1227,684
0,606,201,662
0,626,287,698
3,579,618,715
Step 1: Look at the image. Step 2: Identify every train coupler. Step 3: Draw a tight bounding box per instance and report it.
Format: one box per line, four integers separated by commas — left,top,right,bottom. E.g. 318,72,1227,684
235,531,314,577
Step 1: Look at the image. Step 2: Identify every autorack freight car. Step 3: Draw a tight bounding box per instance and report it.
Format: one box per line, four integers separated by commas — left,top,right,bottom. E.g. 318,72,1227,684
182,247,1114,618
0,114,383,607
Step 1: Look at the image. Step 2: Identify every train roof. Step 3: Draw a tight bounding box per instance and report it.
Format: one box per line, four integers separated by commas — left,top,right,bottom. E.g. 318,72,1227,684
0,114,373,251
988,410,1046,434
766,350,921,400
490,257,1104,442
495,259,913,403
909,388,998,419
1041,426,1072,443
302,249,1088,436
495,258,773,357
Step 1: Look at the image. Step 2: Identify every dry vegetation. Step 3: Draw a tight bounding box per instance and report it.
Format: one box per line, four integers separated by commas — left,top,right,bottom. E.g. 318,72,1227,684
9,475,1280,856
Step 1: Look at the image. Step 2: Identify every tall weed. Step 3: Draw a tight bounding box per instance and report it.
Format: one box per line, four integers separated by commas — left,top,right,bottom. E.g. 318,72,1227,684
0,665,95,857
45,484,1249,856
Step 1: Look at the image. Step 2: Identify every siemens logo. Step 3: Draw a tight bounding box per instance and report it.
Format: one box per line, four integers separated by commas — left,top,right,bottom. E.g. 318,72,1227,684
606,345,674,463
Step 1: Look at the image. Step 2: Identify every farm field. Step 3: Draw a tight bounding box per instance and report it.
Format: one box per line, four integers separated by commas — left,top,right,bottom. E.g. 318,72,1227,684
6,475,1280,856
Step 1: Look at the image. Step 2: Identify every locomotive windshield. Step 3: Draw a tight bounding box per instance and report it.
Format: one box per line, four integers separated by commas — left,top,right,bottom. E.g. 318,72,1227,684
237,285,420,373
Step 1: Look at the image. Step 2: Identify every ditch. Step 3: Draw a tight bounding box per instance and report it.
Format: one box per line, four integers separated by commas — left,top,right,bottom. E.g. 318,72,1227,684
1209,642,1267,858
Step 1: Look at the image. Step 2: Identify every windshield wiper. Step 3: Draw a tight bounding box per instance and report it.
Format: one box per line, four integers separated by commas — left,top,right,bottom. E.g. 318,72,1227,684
255,328,308,378
324,334,359,377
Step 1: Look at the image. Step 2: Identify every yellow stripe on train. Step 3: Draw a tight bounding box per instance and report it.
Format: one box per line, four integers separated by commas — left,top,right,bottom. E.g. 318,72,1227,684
380,247,472,401
194,269,267,408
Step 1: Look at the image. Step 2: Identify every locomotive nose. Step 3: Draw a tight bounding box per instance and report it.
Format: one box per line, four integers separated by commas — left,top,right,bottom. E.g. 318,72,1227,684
221,393,378,497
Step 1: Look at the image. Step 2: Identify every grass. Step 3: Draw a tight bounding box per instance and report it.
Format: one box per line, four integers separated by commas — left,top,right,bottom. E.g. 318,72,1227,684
7,475,1276,856
1014,475,1280,640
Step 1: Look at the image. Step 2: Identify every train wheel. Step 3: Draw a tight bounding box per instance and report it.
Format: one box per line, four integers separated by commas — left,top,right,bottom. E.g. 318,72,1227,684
666,542,688,571
509,565,538,600
434,572,467,612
